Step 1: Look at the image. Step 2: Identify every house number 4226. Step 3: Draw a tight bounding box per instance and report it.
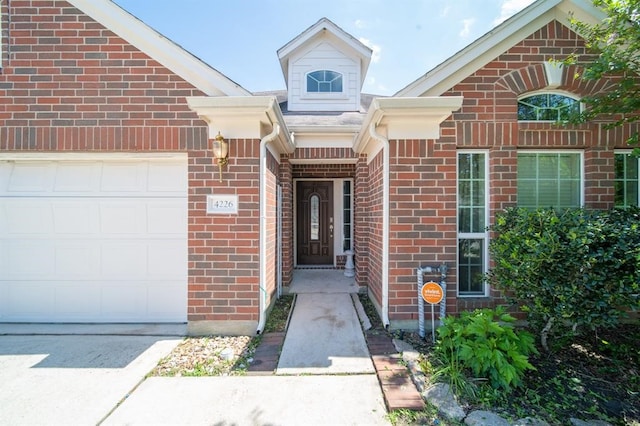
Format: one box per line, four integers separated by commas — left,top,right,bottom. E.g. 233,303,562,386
214,200,234,208
206,195,238,214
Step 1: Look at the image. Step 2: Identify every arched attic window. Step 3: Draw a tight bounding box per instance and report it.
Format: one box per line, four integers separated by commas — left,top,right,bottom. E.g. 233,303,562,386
306,70,343,93
517,92,580,121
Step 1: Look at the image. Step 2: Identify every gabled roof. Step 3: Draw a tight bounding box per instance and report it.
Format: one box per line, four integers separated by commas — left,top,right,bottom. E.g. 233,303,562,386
396,0,605,97
68,0,251,97
277,18,372,88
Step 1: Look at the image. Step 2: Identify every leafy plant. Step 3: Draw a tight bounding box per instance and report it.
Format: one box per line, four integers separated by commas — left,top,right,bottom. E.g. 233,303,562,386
488,207,640,350
435,306,538,392
563,0,640,151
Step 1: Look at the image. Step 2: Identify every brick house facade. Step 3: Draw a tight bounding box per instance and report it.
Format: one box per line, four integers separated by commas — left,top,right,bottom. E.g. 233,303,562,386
1,0,637,334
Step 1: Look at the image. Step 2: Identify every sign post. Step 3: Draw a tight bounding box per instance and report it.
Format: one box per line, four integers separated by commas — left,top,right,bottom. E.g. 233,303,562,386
421,281,444,342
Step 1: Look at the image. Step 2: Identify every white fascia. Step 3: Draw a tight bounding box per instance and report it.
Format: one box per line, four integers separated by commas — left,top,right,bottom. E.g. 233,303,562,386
289,125,361,150
186,96,295,154
353,97,463,161
396,0,566,97
68,0,250,97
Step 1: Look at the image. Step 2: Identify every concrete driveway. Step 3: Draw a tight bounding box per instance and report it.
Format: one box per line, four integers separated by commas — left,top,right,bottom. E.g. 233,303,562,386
0,326,182,426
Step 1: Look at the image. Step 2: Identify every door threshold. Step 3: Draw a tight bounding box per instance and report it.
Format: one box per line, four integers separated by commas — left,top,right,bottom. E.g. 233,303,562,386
294,265,337,270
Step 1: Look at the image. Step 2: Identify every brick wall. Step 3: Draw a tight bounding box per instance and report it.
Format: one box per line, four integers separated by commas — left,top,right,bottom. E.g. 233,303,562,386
187,139,266,330
361,151,384,312
1,0,8,65
291,163,355,179
265,150,278,313
387,138,458,323
0,0,206,151
354,155,370,286
278,156,293,286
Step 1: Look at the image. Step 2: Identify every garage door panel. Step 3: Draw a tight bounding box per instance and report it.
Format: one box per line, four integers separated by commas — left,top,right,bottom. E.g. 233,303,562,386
53,202,98,234
2,201,54,235
148,162,188,193
56,244,100,276
54,286,102,318
147,202,187,234
0,156,188,323
100,203,144,235
148,284,187,318
101,243,148,277
148,243,187,277
101,285,147,318
100,162,145,193
53,162,100,192
3,162,55,193
4,284,56,319
8,242,56,277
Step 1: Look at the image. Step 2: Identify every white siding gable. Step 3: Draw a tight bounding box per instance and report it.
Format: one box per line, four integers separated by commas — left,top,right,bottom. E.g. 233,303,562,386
288,41,360,112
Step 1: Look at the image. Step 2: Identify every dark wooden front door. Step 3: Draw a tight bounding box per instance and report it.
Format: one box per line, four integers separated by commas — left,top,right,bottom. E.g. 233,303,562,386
296,181,333,265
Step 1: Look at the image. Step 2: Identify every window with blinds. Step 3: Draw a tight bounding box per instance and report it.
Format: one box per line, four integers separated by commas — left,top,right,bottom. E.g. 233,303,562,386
517,152,582,209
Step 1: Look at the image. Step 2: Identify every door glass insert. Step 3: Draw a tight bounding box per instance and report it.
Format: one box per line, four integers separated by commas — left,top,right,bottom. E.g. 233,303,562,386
310,194,319,240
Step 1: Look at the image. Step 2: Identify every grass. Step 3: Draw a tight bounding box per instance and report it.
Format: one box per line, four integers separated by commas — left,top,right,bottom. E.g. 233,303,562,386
263,295,295,333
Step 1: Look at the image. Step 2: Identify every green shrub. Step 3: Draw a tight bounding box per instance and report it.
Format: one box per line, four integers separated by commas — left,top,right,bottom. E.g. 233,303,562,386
488,207,640,350
435,306,538,392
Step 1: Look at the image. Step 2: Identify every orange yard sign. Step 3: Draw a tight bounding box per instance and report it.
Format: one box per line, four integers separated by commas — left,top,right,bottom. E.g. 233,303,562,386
421,281,444,304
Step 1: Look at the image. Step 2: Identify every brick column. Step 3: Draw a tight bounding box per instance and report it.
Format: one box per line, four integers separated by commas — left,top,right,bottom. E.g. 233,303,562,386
187,138,261,336
279,155,293,287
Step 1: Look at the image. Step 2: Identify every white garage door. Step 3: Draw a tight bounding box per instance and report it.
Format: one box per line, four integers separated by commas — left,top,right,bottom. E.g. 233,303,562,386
0,155,188,323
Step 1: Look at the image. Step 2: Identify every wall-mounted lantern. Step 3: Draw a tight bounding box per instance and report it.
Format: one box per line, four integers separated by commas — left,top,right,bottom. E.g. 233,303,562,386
211,132,228,182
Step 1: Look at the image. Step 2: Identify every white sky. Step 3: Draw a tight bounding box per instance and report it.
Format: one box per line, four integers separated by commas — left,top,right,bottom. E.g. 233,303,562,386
113,0,536,95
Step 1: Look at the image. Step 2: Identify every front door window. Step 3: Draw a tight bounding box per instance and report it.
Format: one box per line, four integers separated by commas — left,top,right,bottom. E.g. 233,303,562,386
310,194,320,240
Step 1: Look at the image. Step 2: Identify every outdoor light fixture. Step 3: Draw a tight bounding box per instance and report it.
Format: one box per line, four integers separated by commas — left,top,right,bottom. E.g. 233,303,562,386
211,131,229,182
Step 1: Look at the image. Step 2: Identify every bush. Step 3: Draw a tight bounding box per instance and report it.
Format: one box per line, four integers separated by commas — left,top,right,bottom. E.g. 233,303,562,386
488,207,640,350
435,306,538,392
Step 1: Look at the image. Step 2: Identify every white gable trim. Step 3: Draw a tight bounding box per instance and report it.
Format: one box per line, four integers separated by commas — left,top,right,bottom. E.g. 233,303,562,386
396,0,604,98
277,18,372,88
68,0,250,97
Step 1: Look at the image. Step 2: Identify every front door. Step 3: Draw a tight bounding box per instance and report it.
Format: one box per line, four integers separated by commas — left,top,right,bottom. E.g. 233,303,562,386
296,181,333,265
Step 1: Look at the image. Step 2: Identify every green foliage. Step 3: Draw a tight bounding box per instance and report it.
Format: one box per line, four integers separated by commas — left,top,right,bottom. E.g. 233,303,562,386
263,295,294,333
564,0,640,150
488,207,640,346
435,307,538,392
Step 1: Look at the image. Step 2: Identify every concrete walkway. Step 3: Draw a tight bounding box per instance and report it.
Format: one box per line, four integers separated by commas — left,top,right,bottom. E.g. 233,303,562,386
276,292,375,374
279,268,373,374
104,375,388,425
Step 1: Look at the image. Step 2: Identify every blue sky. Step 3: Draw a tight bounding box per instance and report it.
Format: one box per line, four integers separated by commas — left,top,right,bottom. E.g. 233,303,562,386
113,0,536,95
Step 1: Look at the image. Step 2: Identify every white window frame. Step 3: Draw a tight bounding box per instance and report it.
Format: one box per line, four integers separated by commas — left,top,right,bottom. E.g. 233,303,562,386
517,90,582,123
516,150,585,209
614,150,640,207
457,150,490,297
302,69,347,100
341,179,354,253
